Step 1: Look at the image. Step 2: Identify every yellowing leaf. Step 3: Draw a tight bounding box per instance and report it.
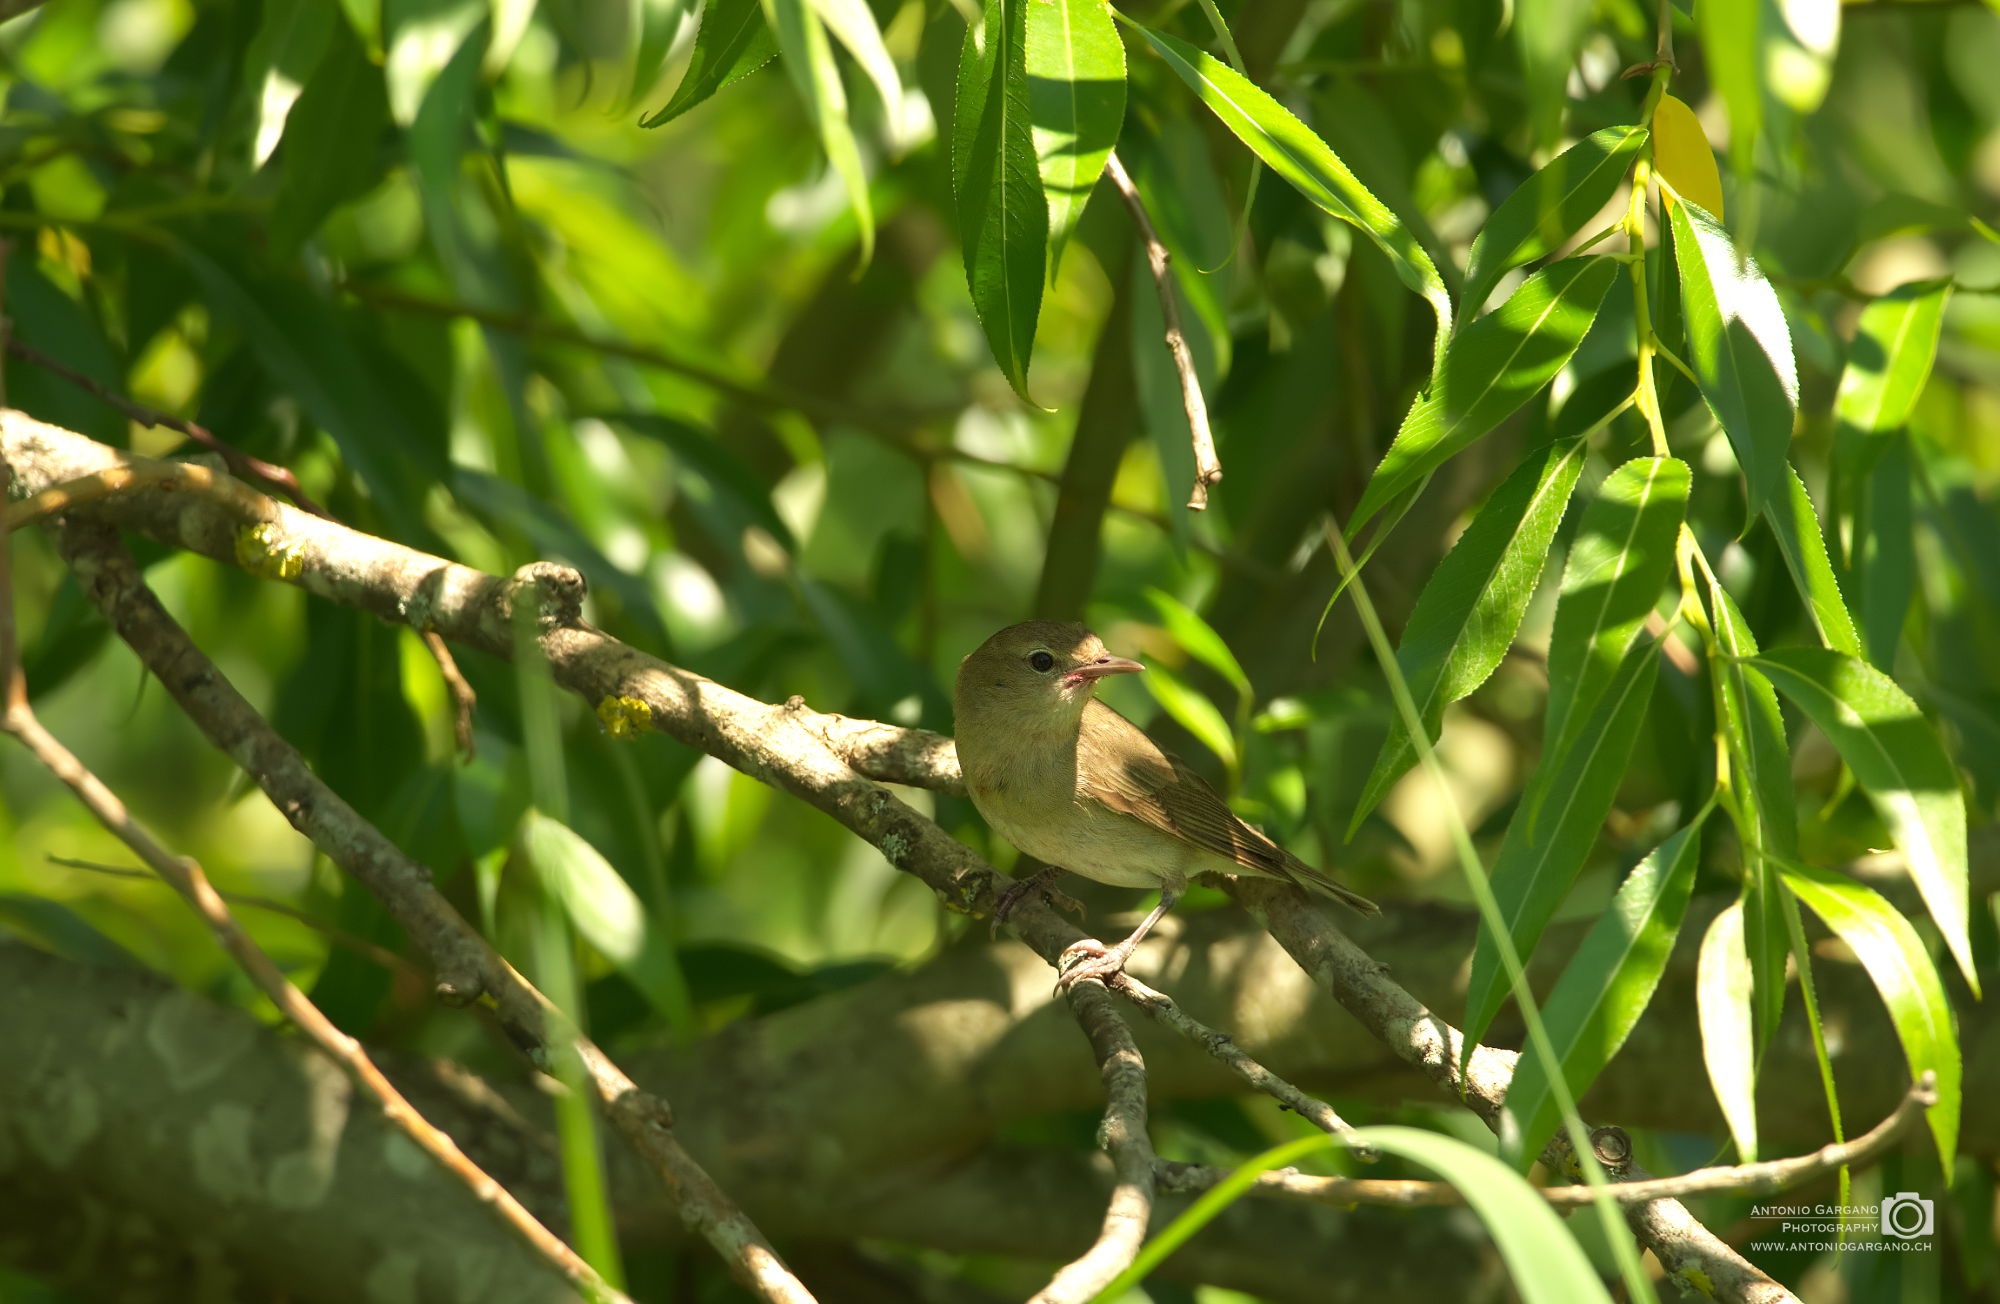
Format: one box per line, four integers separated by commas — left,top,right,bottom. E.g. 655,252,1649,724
1652,93,1724,220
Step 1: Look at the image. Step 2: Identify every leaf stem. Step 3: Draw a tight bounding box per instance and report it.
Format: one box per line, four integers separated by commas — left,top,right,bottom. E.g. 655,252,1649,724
1625,66,1674,460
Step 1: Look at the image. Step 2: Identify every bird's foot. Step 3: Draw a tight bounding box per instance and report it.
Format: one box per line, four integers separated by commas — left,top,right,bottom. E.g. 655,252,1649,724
1054,939,1132,992
989,869,1085,938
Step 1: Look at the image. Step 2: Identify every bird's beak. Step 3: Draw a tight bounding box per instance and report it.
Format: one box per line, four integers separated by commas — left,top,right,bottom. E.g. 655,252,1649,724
1071,656,1145,680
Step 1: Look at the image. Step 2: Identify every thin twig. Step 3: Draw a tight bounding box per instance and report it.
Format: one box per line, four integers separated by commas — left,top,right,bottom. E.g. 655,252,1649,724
1029,980,1156,1304
0,477,626,1304
1158,1071,1938,1207
1103,152,1221,510
423,627,479,757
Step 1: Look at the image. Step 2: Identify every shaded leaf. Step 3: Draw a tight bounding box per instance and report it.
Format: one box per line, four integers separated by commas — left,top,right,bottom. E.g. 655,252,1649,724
270,18,391,255
765,0,875,265
1504,813,1709,1167
1749,649,1978,993
1352,439,1586,830
1852,436,1915,667
640,0,777,126
1462,125,1647,319
954,0,1046,399
1669,198,1799,518
1025,0,1125,273
1350,257,1615,534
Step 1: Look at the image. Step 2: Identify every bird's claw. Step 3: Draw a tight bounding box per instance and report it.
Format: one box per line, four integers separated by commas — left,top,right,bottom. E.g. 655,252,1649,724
989,873,1086,939
1054,939,1130,993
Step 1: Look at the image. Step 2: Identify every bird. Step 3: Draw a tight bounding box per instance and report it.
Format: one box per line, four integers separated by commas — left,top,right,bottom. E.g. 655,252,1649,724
952,620,1378,988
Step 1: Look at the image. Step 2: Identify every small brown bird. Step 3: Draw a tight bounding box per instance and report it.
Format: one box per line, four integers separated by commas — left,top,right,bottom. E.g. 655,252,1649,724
953,620,1378,987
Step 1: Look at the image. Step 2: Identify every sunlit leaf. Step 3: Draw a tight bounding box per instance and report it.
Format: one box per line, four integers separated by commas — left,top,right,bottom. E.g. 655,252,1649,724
1652,93,1723,219
1834,278,1952,474
270,19,391,255
1513,0,1591,148
1136,24,1452,364
1763,466,1862,658
1462,125,1647,318
1781,858,1962,1167
806,0,904,137
1141,662,1238,772
765,0,876,265
1697,0,1761,179
1026,0,1124,273
1145,590,1250,698
1352,439,1586,830
1349,257,1614,535
1749,649,1978,993
641,0,777,126
954,0,1045,399
1504,813,1709,1167
1697,896,1761,1161
1668,198,1798,517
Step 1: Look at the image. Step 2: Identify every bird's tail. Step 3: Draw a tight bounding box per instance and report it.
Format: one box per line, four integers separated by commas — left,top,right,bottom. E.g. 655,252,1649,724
1284,861,1380,916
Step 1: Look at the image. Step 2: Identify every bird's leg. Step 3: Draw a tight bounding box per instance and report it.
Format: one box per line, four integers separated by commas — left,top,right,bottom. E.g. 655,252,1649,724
990,864,1085,938
1057,885,1182,990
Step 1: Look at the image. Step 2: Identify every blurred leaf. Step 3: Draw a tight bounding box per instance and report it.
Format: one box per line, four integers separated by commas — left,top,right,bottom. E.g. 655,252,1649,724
953,0,1045,399
1461,125,1647,319
1352,439,1586,831
1512,0,1590,147
518,809,694,1025
0,894,146,970
765,0,875,265
1144,589,1249,699
1504,812,1709,1167
247,1,335,168
1767,0,1840,115
1349,257,1615,535
1833,278,1952,476
1141,662,1238,773
628,0,696,112
640,0,778,126
1749,649,1978,993
1464,636,1662,1050
601,412,797,551
1652,93,1723,220
1025,0,1125,274
1542,457,1690,770
383,0,485,125
807,0,904,136
1697,0,1761,179
1780,858,1961,1167
1136,25,1452,364
1668,198,1798,518
1697,895,1761,1161
269,18,391,255
1852,437,1914,668
1763,466,1862,658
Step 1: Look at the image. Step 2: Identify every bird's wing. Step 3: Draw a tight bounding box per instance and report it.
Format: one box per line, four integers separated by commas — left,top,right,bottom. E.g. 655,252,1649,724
1076,701,1297,879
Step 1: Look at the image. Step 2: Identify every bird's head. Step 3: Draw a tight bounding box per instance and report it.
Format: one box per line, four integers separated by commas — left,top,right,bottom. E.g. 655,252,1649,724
953,620,1144,731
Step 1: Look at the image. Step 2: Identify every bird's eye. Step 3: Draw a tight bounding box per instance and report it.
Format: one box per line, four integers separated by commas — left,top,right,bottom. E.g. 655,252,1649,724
1028,650,1056,673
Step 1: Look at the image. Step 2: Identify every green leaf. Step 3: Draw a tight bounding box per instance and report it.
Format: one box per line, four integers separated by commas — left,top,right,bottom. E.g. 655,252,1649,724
1351,439,1586,831
518,809,694,1026
1762,465,1863,658
1135,24,1452,365
1697,895,1762,1162
806,0,903,135
1668,199,1799,517
1141,662,1238,773
1748,650,1978,994
1542,457,1691,769
640,0,778,127
1513,0,1592,147
1145,589,1249,699
1780,859,1962,1167
1349,257,1615,534
1091,1129,1611,1304
1697,0,1761,179
1462,125,1647,319
765,0,875,265
269,18,391,256
1834,278,1952,477
1852,436,1914,667
1025,0,1125,274
1504,812,1709,1167
954,0,1046,400
1463,636,1663,1049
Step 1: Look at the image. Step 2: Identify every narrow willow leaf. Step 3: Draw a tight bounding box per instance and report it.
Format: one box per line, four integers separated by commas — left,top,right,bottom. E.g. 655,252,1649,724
1853,437,1915,667
1767,0,1840,115
1141,663,1237,772
1698,896,1761,1161
518,809,693,1023
1781,859,1963,1167
1513,0,1591,148
1349,257,1615,534
1462,125,1647,318
1749,649,1978,993
1025,0,1125,274
1463,637,1662,1049
1504,813,1709,1167
1834,278,1952,476
1136,25,1452,363
1763,465,1863,658
954,0,1045,399
764,0,875,264
1542,457,1691,768
1145,589,1250,699
1351,439,1587,831
1651,93,1724,219
1697,0,1761,180
807,0,902,128
1669,199,1799,517
641,0,778,127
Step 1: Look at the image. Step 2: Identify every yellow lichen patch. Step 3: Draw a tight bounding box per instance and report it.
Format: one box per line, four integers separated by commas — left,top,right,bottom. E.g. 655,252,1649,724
234,522,307,580
596,694,653,739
